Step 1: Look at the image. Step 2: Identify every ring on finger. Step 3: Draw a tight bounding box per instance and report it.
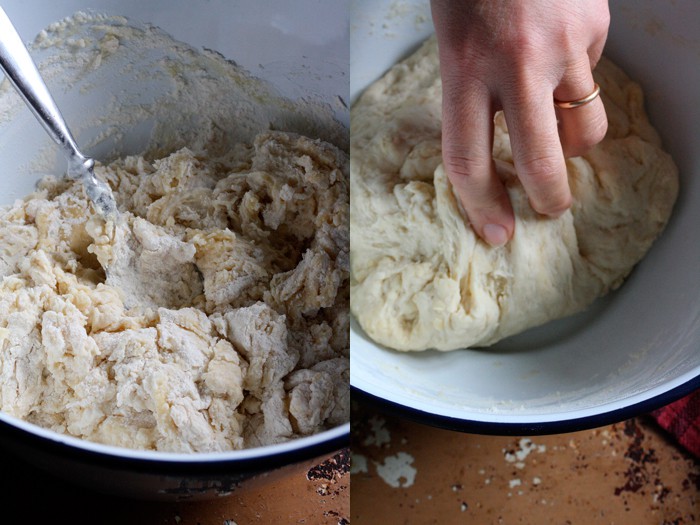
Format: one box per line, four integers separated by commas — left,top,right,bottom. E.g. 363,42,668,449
554,83,601,109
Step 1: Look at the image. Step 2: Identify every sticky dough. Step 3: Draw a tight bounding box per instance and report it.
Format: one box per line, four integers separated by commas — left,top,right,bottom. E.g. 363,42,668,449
350,36,678,352
0,131,349,452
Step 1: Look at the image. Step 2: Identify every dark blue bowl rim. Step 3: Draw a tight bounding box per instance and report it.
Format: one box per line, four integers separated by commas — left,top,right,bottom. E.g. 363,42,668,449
0,417,349,474
352,375,700,436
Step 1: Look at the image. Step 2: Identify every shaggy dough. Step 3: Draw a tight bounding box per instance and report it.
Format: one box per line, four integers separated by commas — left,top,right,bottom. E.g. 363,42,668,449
350,36,679,352
0,131,349,452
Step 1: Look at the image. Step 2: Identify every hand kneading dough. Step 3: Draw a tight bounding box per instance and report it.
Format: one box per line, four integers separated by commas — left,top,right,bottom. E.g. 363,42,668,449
0,131,349,452
350,36,678,352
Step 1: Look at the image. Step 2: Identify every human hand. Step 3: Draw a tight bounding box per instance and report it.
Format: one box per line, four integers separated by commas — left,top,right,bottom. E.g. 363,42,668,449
430,0,610,246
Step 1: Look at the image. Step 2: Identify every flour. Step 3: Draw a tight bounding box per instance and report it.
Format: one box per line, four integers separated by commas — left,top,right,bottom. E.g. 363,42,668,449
375,451,417,488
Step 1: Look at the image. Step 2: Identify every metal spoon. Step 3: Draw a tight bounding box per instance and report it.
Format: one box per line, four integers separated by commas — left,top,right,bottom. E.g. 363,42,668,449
0,7,117,218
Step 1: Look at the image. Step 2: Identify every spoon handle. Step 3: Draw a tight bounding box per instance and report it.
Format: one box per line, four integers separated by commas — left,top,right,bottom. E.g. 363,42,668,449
0,7,89,173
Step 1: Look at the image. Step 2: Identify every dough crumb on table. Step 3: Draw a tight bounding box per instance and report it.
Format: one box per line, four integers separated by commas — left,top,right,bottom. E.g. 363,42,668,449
350,36,678,352
0,131,349,452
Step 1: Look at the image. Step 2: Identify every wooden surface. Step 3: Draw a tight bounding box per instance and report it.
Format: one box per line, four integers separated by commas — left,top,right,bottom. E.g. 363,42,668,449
351,400,700,524
4,398,699,525
0,447,350,524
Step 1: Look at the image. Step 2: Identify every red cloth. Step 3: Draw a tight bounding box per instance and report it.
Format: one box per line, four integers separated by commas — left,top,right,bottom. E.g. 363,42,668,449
652,390,700,459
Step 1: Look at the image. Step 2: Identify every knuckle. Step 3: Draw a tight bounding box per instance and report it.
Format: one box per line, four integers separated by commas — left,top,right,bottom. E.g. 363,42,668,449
580,127,606,150
444,152,491,184
570,111,608,153
594,3,611,32
585,4,610,44
503,30,540,56
443,154,509,213
445,162,487,193
518,155,563,186
517,155,572,215
531,191,572,217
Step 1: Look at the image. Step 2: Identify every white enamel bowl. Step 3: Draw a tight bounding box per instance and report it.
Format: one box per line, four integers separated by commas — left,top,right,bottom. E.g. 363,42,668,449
0,0,349,500
350,0,700,434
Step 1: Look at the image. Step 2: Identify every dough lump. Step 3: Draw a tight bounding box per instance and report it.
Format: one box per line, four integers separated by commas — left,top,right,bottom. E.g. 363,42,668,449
0,131,349,452
350,36,678,352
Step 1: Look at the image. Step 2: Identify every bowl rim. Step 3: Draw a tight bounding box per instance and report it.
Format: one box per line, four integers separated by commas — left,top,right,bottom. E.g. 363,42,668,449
0,410,349,471
351,373,700,435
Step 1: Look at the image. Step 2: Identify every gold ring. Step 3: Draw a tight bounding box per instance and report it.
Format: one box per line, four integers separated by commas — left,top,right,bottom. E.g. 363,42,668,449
554,83,601,109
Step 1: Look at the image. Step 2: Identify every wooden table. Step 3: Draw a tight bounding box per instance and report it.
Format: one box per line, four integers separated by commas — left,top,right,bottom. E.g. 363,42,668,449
351,399,699,524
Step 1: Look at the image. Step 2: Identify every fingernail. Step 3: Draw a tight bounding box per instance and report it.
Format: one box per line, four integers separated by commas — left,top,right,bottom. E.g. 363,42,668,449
482,223,508,247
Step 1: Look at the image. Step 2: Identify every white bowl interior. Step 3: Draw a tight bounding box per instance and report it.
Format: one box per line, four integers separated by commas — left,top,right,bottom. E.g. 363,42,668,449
350,0,700,422
0,0,349,460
